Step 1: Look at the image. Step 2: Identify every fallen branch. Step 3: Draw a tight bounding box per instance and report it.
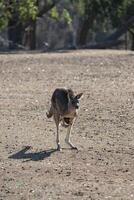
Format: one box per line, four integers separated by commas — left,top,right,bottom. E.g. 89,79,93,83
82,16,134,49
82,40,124,49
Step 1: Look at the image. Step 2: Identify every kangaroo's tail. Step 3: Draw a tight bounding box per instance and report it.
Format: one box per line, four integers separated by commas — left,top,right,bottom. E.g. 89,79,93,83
46,105,53,118
61,118,70,128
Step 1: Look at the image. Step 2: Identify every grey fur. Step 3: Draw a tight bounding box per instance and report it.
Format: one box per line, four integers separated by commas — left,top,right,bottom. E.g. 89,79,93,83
46,88,83,151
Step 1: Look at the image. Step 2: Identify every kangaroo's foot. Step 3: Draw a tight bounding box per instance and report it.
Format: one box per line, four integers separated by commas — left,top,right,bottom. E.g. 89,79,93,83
65,139,78,150
57,144,62,151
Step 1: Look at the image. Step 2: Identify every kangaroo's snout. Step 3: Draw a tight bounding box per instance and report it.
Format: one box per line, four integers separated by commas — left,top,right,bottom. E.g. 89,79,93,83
75,105,79,109
71,98,79,109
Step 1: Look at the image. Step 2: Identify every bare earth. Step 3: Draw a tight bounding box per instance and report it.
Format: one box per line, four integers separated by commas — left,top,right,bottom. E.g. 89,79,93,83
0,50,134,200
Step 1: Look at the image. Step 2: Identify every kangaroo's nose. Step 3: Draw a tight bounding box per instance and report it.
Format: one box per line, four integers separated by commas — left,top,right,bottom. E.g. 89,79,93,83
75,105,79,109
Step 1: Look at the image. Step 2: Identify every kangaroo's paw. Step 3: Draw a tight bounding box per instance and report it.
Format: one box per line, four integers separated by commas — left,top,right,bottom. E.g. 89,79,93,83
65,139,78,151
57,144,62,152
71,145,78,151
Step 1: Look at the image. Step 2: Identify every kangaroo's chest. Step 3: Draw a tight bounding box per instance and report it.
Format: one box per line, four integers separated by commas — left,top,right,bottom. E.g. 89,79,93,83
63,108,77,118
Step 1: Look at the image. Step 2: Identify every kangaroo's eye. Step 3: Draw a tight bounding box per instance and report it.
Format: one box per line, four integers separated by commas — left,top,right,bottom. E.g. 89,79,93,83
71,99,75,104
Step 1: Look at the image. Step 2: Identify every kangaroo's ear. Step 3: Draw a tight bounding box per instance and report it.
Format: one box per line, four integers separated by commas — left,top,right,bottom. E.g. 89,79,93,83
75,93,83,99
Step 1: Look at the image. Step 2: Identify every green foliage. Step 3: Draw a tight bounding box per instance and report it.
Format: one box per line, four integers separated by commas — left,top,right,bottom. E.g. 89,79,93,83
50,6,59,20
0,0,134,32
18,0,38,22
0,0,11,29
107,0,134,26
73,0,86,16
0,0,73,30
62,9,72,24
50,6,72,25
73,0,134,28
118,0,134,20
0,0,38,30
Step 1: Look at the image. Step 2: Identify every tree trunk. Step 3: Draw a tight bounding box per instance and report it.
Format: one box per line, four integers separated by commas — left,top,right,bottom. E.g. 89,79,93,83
23,20,36,50
8,20,23,49
82,16,134,50
77,15,94,46
129,30,134,50
105,16,134,42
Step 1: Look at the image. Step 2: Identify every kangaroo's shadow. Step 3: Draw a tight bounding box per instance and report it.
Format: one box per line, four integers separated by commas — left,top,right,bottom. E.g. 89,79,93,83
8,146,57,162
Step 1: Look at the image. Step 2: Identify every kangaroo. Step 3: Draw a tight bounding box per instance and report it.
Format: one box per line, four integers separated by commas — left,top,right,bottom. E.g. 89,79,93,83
46,88,83,151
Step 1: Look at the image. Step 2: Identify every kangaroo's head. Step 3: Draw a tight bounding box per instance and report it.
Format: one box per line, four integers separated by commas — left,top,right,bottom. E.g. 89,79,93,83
71,93,83,109
68,89,83,110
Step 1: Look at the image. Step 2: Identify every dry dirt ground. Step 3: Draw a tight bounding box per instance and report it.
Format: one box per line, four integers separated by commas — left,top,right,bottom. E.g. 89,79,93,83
0,50,134,200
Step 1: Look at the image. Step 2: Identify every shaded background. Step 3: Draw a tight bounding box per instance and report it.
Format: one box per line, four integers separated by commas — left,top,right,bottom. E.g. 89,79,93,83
0,0,134,51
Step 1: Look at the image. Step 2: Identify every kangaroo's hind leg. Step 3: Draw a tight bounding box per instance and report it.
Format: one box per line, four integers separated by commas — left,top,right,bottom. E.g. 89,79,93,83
53,113,61,151
65,118,78,150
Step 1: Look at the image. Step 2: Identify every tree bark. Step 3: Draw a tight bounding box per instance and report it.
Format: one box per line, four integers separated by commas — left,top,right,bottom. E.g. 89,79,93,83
105,16,134,42
81,16,134,49
77,16,92,46
8,20,24,50
7,0,60,50
77,12,95,46
82,39,124,49
131,34,134,50
23,20,36,50
129,29,134,50
38,0,59,18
